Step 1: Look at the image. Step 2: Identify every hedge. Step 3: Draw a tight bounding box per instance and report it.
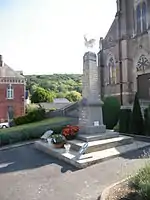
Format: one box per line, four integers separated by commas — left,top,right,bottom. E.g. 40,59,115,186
119,109,132,133
102,97,121,129
129,92,144,135
14,108,46,125
0,117,75,147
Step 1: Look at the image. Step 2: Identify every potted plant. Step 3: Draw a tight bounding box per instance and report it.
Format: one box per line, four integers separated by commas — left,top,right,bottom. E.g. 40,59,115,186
51,134,66,148
62,125,79,140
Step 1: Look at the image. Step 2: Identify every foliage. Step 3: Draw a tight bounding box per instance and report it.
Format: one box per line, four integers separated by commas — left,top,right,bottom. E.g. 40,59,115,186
0,117,75,146
51,134,66,144
14,107,46,125
102,97,121,129
26,74,82,101
129,92,144,135
130,163,150,200
119,109,132,133
25,104,39,114
113,121,119,132
65,91,82,102
62,125,79,140
30,87,55,103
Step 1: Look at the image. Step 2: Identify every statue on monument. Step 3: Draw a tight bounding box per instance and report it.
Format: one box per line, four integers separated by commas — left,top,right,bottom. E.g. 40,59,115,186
84,34,96,49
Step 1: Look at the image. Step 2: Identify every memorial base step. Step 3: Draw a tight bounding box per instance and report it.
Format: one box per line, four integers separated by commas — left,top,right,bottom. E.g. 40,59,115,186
77,130,119,142
68,135,133,153
34,138,150,169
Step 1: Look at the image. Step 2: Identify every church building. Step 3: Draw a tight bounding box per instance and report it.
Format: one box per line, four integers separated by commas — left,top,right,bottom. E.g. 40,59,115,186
98,0,150,105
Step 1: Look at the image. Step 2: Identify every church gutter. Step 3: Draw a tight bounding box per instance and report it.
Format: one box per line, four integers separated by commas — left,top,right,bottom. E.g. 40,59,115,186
117,0,123,105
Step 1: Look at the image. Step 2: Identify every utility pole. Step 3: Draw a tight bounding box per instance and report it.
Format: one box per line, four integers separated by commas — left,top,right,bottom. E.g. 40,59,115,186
117,0,123,105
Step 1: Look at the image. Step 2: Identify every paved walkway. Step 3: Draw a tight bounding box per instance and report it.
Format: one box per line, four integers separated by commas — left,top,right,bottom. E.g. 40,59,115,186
0,144,150,200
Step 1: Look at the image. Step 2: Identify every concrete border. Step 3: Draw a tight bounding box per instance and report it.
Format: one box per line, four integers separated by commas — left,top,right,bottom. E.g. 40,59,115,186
99,178,127,200
121,133,150,141
0,140,39,151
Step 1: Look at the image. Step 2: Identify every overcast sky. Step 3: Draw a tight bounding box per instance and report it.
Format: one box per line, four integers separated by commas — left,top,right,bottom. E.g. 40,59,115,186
0,0,116,75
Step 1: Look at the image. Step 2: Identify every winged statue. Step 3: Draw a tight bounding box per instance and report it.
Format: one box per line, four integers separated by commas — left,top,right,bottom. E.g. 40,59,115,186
84,35,96,49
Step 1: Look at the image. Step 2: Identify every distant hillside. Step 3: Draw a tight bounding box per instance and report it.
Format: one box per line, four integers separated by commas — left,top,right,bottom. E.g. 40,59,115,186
25,74,82,97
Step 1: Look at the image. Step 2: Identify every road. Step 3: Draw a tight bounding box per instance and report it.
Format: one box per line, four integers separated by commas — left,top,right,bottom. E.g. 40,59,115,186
0,144,150,200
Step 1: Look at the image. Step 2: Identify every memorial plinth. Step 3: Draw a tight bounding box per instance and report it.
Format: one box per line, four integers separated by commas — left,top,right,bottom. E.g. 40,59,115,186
78,51,109,141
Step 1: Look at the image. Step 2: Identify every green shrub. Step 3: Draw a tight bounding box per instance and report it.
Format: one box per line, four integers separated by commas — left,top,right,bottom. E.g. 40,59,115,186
25,104,39,114
14,108,46,125
102,97,121,129
113,121,119,132
129,92,144,135
130,163,150,200
0,117,74,146
49,108,56,112
119,109,132,133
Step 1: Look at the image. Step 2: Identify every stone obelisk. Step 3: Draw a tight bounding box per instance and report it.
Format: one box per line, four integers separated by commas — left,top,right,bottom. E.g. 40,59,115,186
78,51,106,141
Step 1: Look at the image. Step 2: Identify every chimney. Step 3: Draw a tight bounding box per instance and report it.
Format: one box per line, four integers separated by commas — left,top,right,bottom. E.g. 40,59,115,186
0,55,3,67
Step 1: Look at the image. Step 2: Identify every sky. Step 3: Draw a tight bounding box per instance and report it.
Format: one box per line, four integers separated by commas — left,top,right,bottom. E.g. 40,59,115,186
0,0,116,75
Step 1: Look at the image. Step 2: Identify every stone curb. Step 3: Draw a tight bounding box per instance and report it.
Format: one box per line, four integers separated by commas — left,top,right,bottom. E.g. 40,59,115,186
0,140,39,151
122,133,150,141
99,178,127,200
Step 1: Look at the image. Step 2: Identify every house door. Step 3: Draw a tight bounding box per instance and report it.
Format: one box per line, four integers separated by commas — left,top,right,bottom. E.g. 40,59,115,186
137,73,150,100
7,106,14,121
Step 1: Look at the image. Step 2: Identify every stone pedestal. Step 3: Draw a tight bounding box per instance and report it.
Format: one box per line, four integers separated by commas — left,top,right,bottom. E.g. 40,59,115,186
78,51,106,141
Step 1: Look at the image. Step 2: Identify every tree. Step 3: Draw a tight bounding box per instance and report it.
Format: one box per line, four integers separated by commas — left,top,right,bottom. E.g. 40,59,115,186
31,87,54,103
129,92,144,135
25,74,82,96
65,91,82,102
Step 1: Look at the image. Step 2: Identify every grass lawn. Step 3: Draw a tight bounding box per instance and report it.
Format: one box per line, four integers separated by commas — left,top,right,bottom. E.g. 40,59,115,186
0,117,76,146
1,117,73,133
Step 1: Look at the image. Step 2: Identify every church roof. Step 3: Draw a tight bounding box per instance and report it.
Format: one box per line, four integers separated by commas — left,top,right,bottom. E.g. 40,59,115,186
103,18,118,49
0,63,25,79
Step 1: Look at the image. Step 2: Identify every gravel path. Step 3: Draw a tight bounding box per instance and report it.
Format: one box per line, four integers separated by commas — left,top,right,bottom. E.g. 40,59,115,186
0,144,150,200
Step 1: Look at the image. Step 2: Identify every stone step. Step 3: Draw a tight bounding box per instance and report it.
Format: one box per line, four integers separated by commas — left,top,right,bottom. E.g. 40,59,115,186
68,136,133,153
34,140,150,169
77,130,119,142
74,140,150,168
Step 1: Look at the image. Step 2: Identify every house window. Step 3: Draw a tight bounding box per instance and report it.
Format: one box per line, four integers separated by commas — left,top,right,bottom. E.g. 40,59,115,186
7,84,14,99
136,1,147,34
108,57,117,84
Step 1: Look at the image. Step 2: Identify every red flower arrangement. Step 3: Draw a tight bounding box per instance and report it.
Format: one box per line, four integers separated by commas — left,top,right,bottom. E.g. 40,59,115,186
62,125,79,140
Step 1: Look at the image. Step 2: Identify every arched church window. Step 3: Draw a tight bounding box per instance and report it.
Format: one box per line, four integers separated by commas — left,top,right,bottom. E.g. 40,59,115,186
136,4,141,34
108,57,116,84
137,54,150,72
135,1,147,34
142,1,147,31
